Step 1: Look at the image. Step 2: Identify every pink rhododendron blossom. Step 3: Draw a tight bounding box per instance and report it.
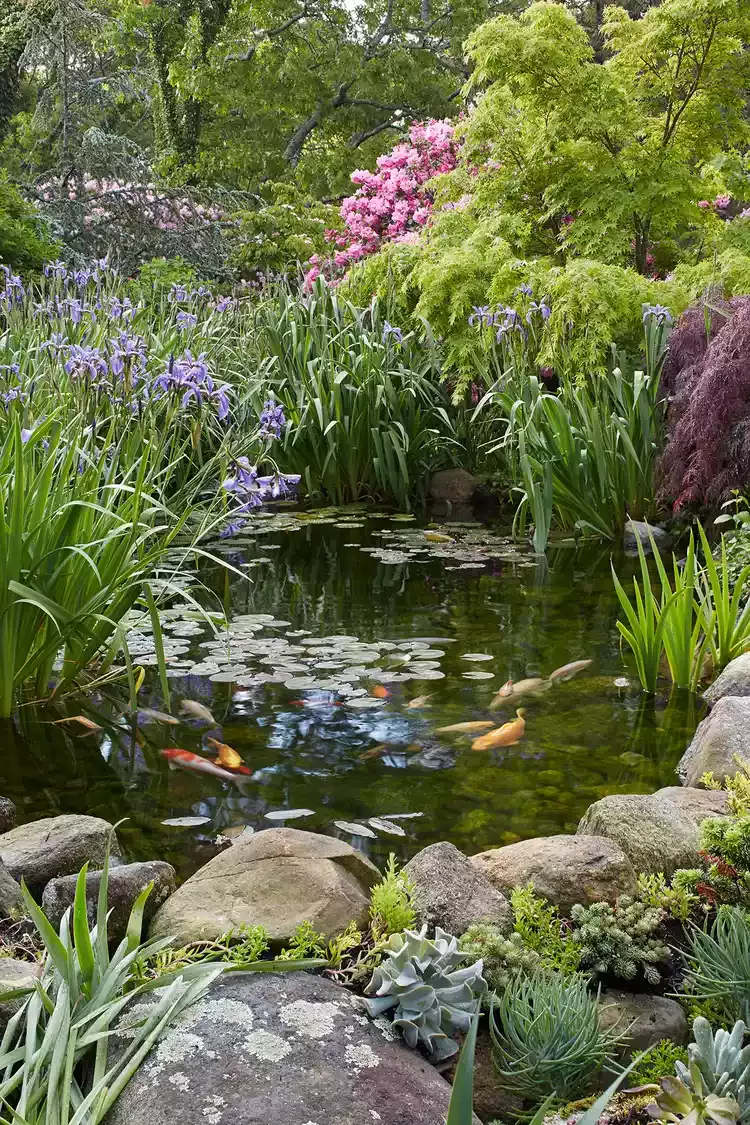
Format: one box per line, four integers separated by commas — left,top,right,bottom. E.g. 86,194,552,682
698,200,712,210
714,194,732,210
304,119,459,288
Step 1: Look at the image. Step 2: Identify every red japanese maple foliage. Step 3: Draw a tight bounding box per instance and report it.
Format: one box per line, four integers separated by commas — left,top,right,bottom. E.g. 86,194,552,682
659,296,750,510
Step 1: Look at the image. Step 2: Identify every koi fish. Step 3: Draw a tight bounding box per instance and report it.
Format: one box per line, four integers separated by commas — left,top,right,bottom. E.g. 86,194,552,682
489,677,548,709
407,694,434,709
435,721,496,733
424,531,455,544
205,737,252,775
180,700,217,725
360,744,389,761
137,708,179,725
471,709,526,751
53,715,102,733
547,659,593,683
161,748,239,783
371,685,390,699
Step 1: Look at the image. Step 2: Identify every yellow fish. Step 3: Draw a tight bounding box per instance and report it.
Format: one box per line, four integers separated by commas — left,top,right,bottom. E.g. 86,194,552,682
471,709,526,751
424,532,455,543
407,694,434,709
360,744,389,761
435,721,496,733
205,737,251,775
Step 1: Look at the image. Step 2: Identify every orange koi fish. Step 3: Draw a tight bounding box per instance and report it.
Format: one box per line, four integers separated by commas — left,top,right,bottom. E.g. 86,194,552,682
471,709,526,751
205,737,252,775
161,748,241,782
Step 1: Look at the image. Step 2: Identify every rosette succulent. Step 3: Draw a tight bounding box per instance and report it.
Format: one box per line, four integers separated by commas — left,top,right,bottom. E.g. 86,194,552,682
363,925,487,1061
677,1019,750,1123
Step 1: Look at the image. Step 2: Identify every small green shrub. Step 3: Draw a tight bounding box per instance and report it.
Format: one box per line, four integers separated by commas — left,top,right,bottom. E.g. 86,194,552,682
489,970,621,1101
369,854,416,941
701,817,750,872
628,1040,690,1087
279,920,327,960
0,175,58,272
682,906,750,1025
510,883,582,975
637,873,698,922
459,924,540,993
131,256,199,299
570,897,670,985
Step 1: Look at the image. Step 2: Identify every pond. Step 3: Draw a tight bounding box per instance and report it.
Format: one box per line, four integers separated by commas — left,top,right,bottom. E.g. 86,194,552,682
1,507,704,880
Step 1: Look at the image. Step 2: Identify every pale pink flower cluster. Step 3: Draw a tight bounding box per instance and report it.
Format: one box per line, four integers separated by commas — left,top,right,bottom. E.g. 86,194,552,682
305,119,458,286
38,179,225,232
698,194,732,213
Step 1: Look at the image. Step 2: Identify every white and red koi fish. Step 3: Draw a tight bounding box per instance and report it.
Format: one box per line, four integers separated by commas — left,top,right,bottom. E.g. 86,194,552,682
161,748,242,783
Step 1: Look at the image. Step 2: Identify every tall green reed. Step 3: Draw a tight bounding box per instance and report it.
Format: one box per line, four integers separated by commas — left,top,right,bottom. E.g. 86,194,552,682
237,283,458,509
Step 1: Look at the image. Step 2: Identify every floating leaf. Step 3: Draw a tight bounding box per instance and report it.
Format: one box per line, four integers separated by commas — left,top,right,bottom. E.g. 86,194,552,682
381,812,423,820
462,671,495,680
334,821,377,838
264,809,315,820
161,816,211,828
369,817,406,836
461,653,493,662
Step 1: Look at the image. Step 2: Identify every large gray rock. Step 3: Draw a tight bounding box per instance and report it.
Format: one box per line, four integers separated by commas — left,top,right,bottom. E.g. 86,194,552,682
678,697,750,787
0,799,15,835
0,860,23,919
429,469,478,505
0,959,41,1031
623,520,671,553
470,834,636,914
404,841,513,937
577,794,699,877
654,786,730,824
150,828,380,945
598,990,689,1062
704,653,750,706
42,861,176,943
0,816,121,897
106,971,476,1125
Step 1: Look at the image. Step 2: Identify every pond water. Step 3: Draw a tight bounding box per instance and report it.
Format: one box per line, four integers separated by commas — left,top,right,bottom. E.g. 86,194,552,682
1,508,704,880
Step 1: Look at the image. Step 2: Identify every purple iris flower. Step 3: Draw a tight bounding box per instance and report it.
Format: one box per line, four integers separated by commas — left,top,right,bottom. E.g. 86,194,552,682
642,303,673,326
468,305,492,328
214,296,234,313
382,321,403,344
259,399,286,440
177,310,198,330
219,519,247,538
64,344,108,383
44,261,68,280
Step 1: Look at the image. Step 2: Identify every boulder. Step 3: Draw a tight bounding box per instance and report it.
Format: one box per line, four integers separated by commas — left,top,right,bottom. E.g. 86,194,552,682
0,860,23,919
42,861,176,943
577,794,699,877
654,786,730,824
623,520,671,553
704,653,750,706
598,990,689,1061
0,815,120,897
470,834,636,914
150,828,380,945
106,971,477,1125
678,697,750,787
0,959,41,1031
403,841,513,937
428,469,478,505
0,799,15,835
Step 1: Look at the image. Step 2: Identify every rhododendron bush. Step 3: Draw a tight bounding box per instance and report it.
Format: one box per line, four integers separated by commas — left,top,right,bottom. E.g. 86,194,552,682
305,120,459,287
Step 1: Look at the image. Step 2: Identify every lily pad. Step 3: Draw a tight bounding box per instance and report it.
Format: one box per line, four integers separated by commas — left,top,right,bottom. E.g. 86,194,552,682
334,821,377,838
462,671,495,680
162,816,212,828
461,653,493,662
369,817,406,836
264,809,316,820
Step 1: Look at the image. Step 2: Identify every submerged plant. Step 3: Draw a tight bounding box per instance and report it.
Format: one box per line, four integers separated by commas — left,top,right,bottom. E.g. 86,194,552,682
363,926,487,1061
490,970,621,1101
570,896,669,984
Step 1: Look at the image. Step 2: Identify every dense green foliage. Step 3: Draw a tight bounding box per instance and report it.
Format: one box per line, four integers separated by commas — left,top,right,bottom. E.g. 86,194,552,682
570,896,670,984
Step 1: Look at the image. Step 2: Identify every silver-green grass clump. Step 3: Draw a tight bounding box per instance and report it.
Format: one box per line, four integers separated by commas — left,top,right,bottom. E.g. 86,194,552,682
571,895,669,984
675,1018,750,1123
363,925,487,1061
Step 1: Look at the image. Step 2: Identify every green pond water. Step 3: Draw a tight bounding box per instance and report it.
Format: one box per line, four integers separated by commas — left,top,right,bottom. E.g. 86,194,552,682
1,508,704,880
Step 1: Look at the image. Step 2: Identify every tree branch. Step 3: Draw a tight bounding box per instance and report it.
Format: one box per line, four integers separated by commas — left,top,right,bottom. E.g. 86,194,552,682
284,104,324,165
226,4,311,63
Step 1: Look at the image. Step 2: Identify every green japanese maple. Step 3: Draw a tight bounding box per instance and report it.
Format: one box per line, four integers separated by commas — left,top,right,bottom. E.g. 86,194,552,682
463,0,750,272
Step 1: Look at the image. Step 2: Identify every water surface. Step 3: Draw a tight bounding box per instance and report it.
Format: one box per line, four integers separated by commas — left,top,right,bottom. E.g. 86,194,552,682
1,509,703,879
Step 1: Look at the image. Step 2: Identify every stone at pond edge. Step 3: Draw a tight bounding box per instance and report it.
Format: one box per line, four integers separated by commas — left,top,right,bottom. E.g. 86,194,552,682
106,971,479,1125
703,652,750,705
654,786,729,824
0,958,41,1032
429,468,479,505
623,519,671,553
0,798,16,835
678,697,750,788
41,861,176,943
0,815,121,897
404,841,513,937
0,859,23,919
576,794,699,877
469,834,636,914
149,827,380,945
597,989,689,1062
